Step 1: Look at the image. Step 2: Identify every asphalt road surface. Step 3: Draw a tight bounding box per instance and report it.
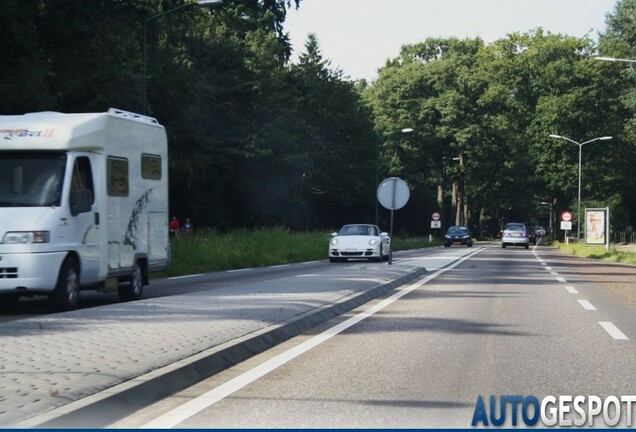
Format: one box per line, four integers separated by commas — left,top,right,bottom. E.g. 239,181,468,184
111,245,636,428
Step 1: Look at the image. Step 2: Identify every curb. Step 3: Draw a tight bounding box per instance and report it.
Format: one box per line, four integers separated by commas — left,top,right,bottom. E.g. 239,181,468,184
18,266,429,428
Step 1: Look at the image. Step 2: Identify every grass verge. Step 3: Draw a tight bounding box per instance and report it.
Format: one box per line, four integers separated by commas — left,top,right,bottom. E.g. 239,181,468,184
553,241,636,266
159,227,442,277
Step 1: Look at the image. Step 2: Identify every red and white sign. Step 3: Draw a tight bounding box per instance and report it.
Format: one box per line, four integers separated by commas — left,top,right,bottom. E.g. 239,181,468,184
561,211,573,222
432,212,441,221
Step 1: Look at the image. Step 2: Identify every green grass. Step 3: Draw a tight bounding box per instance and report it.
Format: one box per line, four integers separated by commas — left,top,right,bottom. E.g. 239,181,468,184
553,241,636,266
159,227,441,277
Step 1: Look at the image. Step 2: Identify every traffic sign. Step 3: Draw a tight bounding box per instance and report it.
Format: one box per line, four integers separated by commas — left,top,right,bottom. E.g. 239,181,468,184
377,178,410,210
432,212,441,221
561,211,573,222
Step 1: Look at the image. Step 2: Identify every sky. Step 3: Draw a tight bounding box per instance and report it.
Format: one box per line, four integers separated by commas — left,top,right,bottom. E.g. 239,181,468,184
284,0,620,82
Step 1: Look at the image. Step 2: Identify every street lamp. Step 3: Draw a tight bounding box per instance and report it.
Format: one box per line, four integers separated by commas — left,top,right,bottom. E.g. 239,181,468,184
595,56,636,64
142,0,223,114
375,127,414,225
549,134,612,241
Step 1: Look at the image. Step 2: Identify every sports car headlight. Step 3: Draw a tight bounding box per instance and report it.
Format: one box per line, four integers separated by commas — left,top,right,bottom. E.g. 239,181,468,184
3,231,50,244
368,238,378,246
330,238,338,246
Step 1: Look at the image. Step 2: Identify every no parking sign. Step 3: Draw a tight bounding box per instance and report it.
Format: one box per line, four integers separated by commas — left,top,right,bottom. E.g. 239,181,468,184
561,211,572,231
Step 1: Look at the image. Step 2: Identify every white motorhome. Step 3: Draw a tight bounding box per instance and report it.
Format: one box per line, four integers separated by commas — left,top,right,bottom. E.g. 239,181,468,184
0,108,169,310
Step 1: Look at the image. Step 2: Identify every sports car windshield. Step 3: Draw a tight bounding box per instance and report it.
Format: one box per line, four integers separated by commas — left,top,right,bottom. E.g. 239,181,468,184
0,152,66,207
338,225,378,236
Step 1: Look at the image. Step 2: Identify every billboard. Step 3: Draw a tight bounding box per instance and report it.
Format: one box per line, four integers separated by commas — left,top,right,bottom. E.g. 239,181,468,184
585,208,608,246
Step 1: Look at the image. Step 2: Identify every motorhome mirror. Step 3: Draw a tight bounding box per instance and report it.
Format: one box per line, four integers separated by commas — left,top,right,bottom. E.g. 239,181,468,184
70,189,93,216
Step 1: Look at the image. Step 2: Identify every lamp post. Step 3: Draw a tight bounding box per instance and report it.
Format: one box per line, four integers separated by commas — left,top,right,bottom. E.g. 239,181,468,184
595,56,636,64
142,0,223,114
548,134,612,241
375,127,414,225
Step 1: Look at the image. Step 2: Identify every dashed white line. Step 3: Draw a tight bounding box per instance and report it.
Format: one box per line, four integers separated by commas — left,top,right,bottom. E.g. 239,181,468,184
556,277,567,283
565,286,579,294
599,322,629,340
578,300,597,311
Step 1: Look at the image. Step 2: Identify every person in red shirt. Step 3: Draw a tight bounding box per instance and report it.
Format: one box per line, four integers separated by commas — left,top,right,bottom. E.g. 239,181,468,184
169,216,180,237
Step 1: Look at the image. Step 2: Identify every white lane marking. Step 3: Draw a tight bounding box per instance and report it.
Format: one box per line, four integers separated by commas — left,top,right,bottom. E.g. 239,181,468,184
545,266,552,271
557,277,567,283
540,262,547,266
168,274,203,280
599,322,629,340
227,268,253,273
271,264,290,268
578,300,597,311
565,286,579,294
141,248,483,429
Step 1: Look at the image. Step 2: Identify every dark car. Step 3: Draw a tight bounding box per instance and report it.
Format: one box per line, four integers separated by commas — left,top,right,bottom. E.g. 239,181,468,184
444,226,473,247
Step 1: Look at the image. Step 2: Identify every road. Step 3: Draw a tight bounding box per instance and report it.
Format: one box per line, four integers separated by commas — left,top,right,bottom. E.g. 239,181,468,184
111,245,636,428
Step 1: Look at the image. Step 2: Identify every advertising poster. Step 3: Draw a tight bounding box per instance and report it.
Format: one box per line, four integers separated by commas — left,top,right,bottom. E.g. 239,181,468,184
585,208,607,245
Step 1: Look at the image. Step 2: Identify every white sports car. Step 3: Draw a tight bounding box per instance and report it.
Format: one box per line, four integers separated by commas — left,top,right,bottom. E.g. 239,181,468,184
328,224,390,262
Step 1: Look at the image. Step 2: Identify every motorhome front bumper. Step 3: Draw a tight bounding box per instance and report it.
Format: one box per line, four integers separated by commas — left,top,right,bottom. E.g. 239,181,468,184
0,251,67,293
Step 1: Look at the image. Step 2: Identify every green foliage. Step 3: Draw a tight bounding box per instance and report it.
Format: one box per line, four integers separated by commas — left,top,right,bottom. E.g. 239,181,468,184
2,0,636,238
365,20,636,237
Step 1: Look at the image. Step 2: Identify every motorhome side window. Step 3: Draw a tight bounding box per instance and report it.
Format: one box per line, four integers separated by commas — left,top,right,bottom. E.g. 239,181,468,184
107,157,129,196
141,153,162,180
71,157,95,204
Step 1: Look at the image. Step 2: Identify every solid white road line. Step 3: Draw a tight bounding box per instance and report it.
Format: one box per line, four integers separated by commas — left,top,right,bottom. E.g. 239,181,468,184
226,268,253,273
140,248,483,429
599,322,629,340
168,274,203,280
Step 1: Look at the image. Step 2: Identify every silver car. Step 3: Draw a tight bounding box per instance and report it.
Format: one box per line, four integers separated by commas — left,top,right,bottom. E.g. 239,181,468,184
501,223,530,249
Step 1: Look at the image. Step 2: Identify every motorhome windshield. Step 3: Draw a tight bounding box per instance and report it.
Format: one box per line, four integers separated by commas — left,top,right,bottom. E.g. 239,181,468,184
0,152,67,207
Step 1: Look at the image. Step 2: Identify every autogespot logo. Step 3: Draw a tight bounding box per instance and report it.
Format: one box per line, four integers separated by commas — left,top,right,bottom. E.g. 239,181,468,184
471,395,636,427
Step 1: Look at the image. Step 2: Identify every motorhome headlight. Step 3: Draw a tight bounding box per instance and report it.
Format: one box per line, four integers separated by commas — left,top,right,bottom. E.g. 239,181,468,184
3,231,50,244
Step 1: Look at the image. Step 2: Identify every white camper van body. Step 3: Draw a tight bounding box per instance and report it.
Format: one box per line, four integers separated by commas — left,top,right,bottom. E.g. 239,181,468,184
0,108,169,310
